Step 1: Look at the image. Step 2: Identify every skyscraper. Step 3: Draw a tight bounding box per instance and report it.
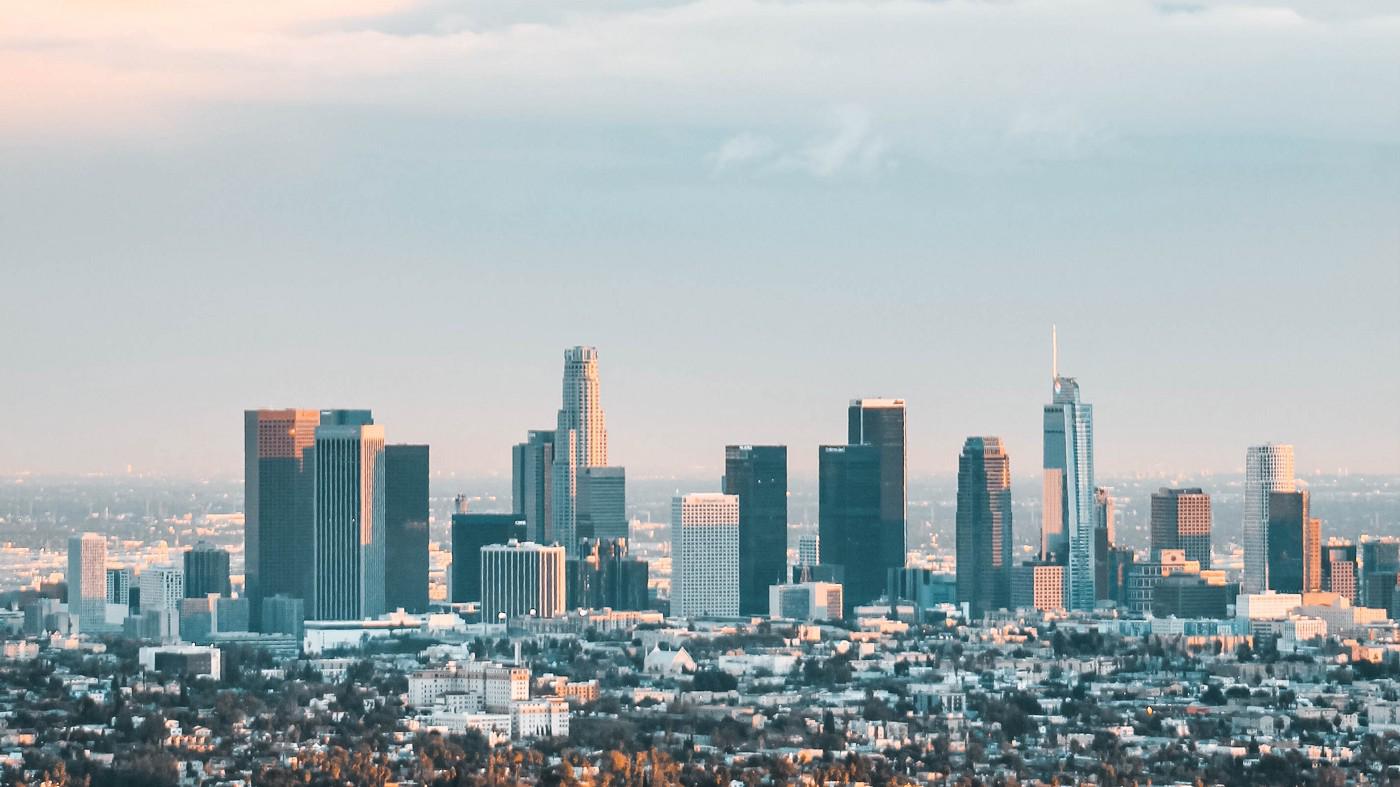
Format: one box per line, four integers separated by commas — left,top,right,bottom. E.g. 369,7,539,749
384,444,430,613
309,412,386,621
551,346,618,555
512,430,555,543
244,408,320,628
848,399,907,581
1043,338,1096,611
1267,490,1321,594
140,565,185,613
1094,487,1115,601
567,538,650,612
1323,542,1360,605
481,541,567,621
955,437,1013,619
1150,488,1212,569
578,466,627,543
671,493,741,618
1361,539,1400,611
722,445,789,616
450,513,527,604
818,443,882,611
66,533,107,633
1243,443,1295,593
183,542,231,599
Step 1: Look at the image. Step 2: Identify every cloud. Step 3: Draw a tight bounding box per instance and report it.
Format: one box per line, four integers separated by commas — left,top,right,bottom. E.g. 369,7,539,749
708,105,888,178
709,131,778,172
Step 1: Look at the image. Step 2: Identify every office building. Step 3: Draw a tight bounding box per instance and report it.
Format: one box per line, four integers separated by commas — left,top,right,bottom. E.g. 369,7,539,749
481,541,567,621
1362,539,1400,611
1150,488,1212,569
1151,573,1235,619
216,596,251,634
244,408,320,627
797,535,820,569
769,581,843,621
1011,563,1065,612
451,513,527,604
1105,545,1137,608
578,466,627,543
722,445,789,616
887,567,957,615
106,566,132,607
1094,487,1115,601
848,398,907,593
670,493,740,618
261,595,306,641
140,565,185,613
1125,550,1200,614
818,444,882,611
384,444,430,613
1323,542,1360,605
1043,337,1096,611
309,413,385,621
955,437,1013,619
1267,490,1321,594
512,430,555,543
66,533,107,634
1243,443,1295,593
184,542,231,599
566,538,649,612
552,346,612,555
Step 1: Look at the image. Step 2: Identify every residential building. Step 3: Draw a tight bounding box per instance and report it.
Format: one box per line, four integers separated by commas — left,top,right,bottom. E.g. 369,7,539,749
1323,542,1360,605
1012,562,1065,612
66,533,107,634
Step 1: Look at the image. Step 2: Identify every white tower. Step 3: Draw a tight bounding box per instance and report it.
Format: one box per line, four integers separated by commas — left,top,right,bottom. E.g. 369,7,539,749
66,533,107,633
671,493,741,618
1243,443,1295,593
552,346,612,555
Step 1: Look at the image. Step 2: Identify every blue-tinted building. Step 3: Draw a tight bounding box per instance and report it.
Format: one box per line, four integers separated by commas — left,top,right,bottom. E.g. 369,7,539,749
1044,374,1096,612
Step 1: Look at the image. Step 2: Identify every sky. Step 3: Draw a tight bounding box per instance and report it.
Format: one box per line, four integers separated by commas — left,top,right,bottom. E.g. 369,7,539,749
2,0,1398,481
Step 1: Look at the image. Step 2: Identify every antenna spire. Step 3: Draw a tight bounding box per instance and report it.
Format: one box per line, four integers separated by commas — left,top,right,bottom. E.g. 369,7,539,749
1052,324,1058,381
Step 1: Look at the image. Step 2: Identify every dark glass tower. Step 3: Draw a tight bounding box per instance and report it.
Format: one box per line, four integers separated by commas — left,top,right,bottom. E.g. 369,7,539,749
512,430,556,543
183,542,231,599
450,513,527,604
955,437,1013,619
384,444,430,613
848,399,907,580
567,538,650,611
244,409,320,629
1150,488,1213,569
818,444,882,611
722,445,788,615
1268,490,1319,594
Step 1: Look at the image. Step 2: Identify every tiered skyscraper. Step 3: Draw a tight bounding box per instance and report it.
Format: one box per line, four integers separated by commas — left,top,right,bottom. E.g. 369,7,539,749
955,437,1013,619
1243,443,1295,593
1043,333,1096,611
551,347,624,555
722,445,788,616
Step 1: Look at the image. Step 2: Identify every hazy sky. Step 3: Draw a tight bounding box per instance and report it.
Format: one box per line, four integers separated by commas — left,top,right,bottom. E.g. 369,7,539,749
3,0,1398,480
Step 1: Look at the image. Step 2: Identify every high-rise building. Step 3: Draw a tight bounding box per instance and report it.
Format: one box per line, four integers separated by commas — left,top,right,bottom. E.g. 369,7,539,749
1094,487,1114,601
1361,539,1400,611
1243,443,1296,593
261,595,306,641
481,541,567,621
183,542,231,599
106,566,132,607
769,582,843,621
1011,562,1065,612
566,538,650,612
552,346,612,556
512,430,556,543
722,445,789,616
1323,542,1360,605
244,408,320,628
384,444,430,614
670,493,740,618
578,466,627,543
309,413,386,621
1150,488,1212,569
955,437,1013,619
140,565,185,613
66,533,107,633
1267,490,1321,594
1043,337,1096,612
450,513,527,604
848,399,907,586
818,444,882,611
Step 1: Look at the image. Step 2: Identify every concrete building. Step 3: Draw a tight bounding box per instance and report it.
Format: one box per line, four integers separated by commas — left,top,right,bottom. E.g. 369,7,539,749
481,541,567,621
551,346,612,555
309,412,386,621
66,533,107,634
670,493,740,618
768,581,843,621
1012,562,1065,612
1150,488,1212,569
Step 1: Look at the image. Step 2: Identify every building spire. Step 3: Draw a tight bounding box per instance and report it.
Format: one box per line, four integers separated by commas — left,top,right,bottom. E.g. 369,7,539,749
1052,324,1059,381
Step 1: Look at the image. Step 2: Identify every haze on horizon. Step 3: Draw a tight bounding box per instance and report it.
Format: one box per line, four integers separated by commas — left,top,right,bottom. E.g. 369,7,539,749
2,0,1397,481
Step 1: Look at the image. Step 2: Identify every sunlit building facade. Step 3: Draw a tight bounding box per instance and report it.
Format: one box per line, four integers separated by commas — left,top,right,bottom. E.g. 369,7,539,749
551,346,612,555
309,413,386,621
671,493,740,618
955,436,1013,619
1044,375,1095,611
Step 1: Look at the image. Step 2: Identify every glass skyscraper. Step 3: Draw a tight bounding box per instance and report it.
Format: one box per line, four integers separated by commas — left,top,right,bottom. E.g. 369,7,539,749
450,513,527,604
183,541,231,599
818,443,883,612
1044,374,1096,612
309,412,385,621
384,444,430,613
955,437,1012,619
1244,443,1295,593
243,408,320,629
551,346,620,555
512,430,556,543
722,444,789,616
847,399,907,592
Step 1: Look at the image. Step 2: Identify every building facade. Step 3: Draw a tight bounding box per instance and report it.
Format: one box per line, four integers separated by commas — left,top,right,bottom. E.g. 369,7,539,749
670,493,740,618
66,533,107,633
451,513,528,604
1043,373,1095,611
818,443,882,611
244,408,320,628
722,444,789,616
1012,563,1065,612
183,542,231,599
309,414,386,621
551,346,612,556
955,436,1013,619
1243,443,1296,594
848,399,907,598
1323,542,1360,605
481,541,567,621
1267,490,1320,594
1150,488,1212,569
384,444,430,613
578,466,627,543
769,581,843,621
512,430,555,543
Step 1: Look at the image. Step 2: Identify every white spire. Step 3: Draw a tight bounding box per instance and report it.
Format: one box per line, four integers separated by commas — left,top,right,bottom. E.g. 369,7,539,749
1052,324,1059,381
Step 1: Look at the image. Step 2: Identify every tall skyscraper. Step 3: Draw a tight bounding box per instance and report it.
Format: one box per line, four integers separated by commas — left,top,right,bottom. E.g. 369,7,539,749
1361,539,1400,611
66,533,107,633
512,430,555,543
551,346,617,555
450,513,527,604
1267,490,1320,594
183,542,231,599
567,538,650,612
1043,333,1096,612
384,444,430,613
578,466,627,543
848,399,907,580
955,437,1013,619
671,493,741,618
722,445,789,616
1243,443,1295,593
818,443,882,610
1150,488,1212,569
244,408,320,628
309,412,386,621
1094,487,1115,601
481,541,567,621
